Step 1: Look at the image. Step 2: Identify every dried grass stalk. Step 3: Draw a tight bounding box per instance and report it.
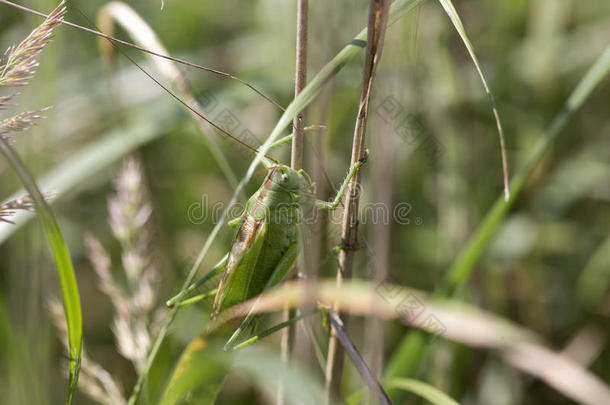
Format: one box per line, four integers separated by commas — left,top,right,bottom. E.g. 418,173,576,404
0,195,34,223
0,107,49,134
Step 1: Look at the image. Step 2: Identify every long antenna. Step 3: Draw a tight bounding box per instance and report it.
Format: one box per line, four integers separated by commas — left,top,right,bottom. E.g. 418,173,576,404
0,0,284,112
1,0,277,161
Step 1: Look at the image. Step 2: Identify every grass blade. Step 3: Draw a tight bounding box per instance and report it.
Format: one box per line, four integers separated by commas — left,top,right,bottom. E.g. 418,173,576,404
347,377,460,405
440,43,610,297
159,338,326,405
158,337,227,405
437,0,510,199
387,379,460,405
0,138,82,404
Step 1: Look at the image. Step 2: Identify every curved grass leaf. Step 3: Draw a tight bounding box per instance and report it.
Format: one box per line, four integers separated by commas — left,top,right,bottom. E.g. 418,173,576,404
445,42,610,298
347,377,459,405
158,337,228,405
127,1,426,402
0,138,82,404
437,0,509,199
159,337,325,405
387,378,460,405
385,43,610,394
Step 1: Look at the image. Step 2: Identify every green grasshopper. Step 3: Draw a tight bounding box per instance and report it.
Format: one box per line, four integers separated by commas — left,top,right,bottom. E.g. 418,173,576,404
167,151,366,350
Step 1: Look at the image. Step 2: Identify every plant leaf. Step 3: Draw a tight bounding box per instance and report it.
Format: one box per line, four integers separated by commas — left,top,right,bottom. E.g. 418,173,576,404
437,0,509,199
0,138,82,404
387,379,460,405
158,338,326,405
158,337,227,405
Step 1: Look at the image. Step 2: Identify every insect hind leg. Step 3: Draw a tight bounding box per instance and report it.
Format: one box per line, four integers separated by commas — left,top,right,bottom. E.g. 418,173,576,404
166,253,228,308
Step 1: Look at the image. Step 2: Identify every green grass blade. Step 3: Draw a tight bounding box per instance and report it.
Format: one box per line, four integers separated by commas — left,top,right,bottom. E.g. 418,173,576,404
437,0,509,199
0,138,82,404
127,2,426,403
384,44,610,395
387,379,460,405
159,338,326,405
158,337,228,405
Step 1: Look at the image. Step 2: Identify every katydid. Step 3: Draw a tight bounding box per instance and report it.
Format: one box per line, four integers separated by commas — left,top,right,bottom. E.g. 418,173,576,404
167,153,367,351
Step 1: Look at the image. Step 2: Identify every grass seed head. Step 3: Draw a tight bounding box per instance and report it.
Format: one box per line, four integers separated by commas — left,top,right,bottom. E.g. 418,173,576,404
0,1,66,87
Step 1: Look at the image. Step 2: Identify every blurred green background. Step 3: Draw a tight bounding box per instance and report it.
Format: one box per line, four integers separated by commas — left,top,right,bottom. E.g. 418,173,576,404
1,0,609,403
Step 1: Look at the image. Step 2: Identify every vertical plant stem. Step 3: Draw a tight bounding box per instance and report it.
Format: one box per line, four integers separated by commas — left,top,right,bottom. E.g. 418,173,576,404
279,1,308,404
324,1,390,403
290,0,308,171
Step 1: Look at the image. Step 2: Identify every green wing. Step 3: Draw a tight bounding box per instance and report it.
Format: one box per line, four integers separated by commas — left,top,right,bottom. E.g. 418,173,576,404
212,220,268,316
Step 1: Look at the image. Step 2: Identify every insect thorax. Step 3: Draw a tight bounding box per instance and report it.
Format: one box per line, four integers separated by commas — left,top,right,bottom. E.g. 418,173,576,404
247,165,308,224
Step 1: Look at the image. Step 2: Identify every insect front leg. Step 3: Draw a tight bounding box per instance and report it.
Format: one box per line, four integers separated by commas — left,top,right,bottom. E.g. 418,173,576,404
166,253,228,308
314,151,368,211
170,288,218,308
228,310,310,351
227,302,330,352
